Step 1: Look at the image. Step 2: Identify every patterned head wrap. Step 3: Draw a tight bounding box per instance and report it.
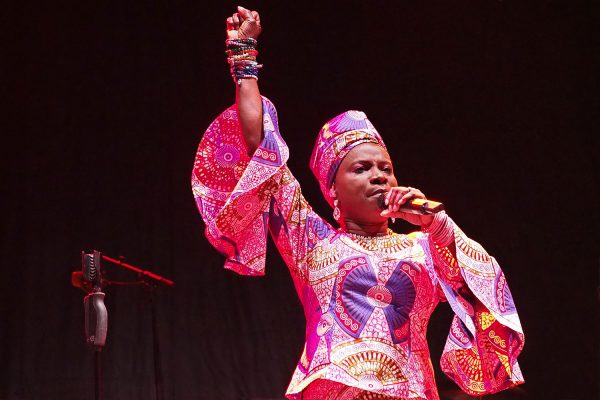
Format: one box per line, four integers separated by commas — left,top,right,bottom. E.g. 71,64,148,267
310,110,387,207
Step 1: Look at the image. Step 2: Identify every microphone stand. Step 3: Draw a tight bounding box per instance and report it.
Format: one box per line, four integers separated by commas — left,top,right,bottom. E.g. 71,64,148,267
101,255,174,287
94,347,102,400
149,282,164,400
81,250,107,400
76,252,174,400
100,255,173,400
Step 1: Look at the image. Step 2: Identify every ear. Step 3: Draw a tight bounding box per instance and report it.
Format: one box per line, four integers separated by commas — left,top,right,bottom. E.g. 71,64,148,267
328,184,337,200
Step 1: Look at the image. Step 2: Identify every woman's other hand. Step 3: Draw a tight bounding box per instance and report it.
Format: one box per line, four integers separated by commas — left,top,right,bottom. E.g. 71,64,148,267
226,6,261,40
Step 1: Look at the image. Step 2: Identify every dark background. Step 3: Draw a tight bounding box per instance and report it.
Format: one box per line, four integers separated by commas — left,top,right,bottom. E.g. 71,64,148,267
4,1,598,399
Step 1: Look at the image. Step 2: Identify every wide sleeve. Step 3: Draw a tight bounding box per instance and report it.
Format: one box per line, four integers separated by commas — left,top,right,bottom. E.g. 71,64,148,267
423,211,525,395
191,97,333,278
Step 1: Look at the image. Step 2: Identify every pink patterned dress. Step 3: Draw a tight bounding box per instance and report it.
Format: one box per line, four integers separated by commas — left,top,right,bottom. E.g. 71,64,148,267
191,98,524,399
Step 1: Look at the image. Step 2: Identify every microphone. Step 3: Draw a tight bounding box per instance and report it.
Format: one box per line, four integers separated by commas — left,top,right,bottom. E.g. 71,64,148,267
84,291,108,348
377,193,444,215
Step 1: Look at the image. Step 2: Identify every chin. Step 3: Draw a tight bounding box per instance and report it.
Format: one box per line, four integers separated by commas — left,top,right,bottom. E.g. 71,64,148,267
368,212,388,224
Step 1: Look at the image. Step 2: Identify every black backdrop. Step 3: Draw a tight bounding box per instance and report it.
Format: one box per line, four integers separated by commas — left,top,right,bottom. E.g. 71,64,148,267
4,1,598,399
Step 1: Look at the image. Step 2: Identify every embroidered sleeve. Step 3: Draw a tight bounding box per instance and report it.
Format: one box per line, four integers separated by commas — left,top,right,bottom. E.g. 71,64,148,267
424,211,525,395
191,97,333,278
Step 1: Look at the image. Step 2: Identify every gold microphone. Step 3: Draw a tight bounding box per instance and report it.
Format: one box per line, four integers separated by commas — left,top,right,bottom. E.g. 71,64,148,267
377,193,444,215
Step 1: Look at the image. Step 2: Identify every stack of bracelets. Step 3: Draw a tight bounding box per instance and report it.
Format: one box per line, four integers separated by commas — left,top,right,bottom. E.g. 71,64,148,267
226,38,262,85
422,212,454,248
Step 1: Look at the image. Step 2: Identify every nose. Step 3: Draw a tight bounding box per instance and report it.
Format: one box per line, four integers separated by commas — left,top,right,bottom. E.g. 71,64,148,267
370,168,388,185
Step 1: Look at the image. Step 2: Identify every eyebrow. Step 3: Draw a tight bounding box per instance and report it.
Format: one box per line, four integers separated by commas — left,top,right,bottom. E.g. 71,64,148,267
352,159,392,165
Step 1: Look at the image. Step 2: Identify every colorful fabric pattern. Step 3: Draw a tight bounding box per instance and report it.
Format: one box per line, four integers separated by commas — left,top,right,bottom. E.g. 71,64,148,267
309,110,386,207
191,98,525,399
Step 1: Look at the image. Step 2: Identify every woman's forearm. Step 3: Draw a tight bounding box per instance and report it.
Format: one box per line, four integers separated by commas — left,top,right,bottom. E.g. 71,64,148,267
236,79,263,155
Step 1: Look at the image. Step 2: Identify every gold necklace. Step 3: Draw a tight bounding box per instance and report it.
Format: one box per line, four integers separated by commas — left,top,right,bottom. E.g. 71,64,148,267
343,229,412,253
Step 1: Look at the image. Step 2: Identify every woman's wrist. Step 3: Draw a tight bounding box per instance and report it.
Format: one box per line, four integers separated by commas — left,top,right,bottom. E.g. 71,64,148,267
422,211,454,246
226,38,262,85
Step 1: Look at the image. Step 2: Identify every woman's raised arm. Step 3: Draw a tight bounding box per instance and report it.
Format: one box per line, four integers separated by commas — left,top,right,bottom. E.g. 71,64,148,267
226,6,263,155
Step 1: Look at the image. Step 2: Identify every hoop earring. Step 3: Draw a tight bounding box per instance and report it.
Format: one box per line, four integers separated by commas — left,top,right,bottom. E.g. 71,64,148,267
333,199,341,222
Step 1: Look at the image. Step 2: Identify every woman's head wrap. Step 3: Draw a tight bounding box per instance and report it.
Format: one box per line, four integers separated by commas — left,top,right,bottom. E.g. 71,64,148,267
310,110,387,207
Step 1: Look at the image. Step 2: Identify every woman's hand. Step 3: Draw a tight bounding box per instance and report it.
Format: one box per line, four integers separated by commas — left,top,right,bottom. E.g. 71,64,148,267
226,6,261,40
380,186,434,227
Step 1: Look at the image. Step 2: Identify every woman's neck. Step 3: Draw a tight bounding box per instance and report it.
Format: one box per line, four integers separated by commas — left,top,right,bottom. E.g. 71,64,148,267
341,218,389,237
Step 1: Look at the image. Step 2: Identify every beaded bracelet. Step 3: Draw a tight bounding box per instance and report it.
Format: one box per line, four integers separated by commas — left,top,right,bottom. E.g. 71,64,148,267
226,38,262,85
227,37,257,46
422,211,454,247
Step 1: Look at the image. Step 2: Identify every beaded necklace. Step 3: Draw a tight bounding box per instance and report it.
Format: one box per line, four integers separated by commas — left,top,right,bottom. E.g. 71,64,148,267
343,229,412,253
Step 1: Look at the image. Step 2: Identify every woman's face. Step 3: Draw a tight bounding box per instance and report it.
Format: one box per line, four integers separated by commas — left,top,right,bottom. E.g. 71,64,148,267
333,142,398,224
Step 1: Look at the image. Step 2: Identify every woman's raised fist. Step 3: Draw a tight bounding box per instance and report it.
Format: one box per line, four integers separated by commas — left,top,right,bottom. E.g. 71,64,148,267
226,6,261,40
